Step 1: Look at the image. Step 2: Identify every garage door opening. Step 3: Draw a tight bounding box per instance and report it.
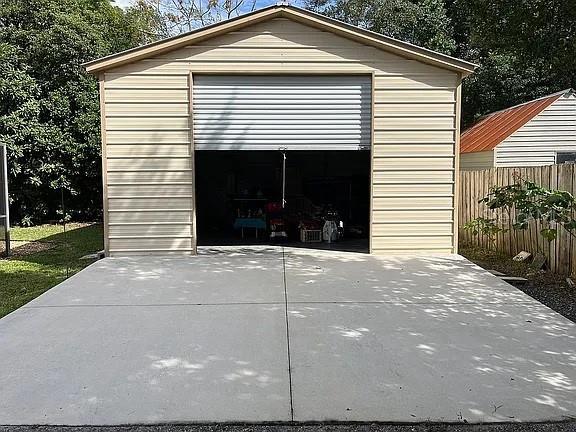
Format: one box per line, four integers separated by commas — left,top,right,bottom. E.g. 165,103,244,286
195,151,370,252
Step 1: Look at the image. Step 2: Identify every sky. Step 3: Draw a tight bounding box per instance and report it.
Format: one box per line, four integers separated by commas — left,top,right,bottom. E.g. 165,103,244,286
112,0,132,8
111,0,300,10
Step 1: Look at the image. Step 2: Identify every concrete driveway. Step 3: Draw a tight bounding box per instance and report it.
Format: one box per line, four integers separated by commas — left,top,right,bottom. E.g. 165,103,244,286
0,246,575,425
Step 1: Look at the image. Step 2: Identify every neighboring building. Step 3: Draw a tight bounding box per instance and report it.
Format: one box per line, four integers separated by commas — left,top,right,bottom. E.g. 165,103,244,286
85,4,475,256
460,89,576,170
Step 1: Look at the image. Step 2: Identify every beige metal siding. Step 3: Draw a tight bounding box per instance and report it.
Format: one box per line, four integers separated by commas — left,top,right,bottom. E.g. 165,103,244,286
103,17,460,255
494,94,576,167
460,151,495,170
103,74,194,255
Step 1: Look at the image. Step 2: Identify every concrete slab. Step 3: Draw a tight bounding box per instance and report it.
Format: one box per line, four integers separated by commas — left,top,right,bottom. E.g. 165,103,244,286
28,253,284,307
1,246,575,425
0,303,290,425
288,301,576,423
283,249,531,304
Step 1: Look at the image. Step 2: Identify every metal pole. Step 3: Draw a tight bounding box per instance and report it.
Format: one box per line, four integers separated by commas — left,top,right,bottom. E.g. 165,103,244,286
281,150,286,209
61,187,69,278
1,144,9,257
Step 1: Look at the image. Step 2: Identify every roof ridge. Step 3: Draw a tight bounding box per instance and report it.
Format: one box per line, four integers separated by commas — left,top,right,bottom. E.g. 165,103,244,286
485,88,572,117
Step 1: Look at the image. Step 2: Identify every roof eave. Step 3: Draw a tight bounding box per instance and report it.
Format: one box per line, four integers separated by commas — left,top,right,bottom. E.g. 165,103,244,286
460,89,571,154
280,7,476,75
85,5,281,74
85,5,476,75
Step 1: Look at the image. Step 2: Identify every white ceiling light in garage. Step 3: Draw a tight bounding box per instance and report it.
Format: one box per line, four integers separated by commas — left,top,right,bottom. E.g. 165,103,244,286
193,75,372,151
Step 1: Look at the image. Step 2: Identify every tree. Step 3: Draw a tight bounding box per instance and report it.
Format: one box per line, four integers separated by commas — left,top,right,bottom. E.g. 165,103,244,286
134,0,260,38
447,0,576,126
0,0,156,224
305,0,576,128
306,0,456,54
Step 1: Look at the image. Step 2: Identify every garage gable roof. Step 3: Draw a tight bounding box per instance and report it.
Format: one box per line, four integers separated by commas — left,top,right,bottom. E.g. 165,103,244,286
84,5,476,75
460,89,573,154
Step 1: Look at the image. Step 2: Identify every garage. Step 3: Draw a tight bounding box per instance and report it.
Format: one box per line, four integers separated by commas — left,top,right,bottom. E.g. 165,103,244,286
86,4,476,256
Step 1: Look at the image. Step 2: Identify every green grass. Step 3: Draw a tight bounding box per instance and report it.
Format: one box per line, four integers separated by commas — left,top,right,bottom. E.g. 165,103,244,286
0,223,104,318
9,223,97,242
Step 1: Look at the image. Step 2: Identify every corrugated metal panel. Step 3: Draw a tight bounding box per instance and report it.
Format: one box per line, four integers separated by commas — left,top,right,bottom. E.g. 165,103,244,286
372,222,453,236
460,90,569,154
193,75,371,150
372,209,453,223
460,150,494,170
103,74,194,256
373,183,453,196
495,93,576,166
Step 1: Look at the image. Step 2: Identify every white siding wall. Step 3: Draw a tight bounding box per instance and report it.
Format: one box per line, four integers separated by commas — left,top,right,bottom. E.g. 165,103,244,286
460,151,494,170
495,94,576,167
103,17,460,255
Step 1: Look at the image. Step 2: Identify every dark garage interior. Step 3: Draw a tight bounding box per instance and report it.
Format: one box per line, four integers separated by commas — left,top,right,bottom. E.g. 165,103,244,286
195,151,370,251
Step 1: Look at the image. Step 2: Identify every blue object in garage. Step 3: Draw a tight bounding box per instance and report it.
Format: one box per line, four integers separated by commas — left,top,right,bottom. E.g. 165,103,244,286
233,217,267,239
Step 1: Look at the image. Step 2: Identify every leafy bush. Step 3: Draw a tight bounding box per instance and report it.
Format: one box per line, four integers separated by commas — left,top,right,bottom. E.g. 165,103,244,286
464,177,576,246
0,0,155,224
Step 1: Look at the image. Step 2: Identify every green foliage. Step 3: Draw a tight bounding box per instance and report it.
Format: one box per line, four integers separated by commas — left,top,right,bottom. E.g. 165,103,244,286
305,1,576,127
0,0,156,224
306,0,455,53
448,0,576,126
463,217,506,248
469,178,576,244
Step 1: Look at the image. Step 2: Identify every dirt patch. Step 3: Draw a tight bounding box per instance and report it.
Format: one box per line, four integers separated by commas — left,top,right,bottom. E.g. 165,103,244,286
461,245,576,323
1,240,57,257
0,222,95,259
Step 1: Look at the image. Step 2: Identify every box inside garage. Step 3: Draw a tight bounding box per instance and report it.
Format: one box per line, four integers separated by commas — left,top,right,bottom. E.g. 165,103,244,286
86,4,475,256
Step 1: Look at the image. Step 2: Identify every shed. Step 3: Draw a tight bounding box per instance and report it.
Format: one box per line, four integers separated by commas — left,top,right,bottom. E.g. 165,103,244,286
85,4,475,256
460,89,576,170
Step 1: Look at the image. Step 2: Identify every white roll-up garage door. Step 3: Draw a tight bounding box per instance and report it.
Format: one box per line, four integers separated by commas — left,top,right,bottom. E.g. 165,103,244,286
193,75,371,150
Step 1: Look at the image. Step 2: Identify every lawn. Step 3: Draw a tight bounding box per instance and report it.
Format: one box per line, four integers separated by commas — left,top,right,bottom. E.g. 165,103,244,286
0,223,103,318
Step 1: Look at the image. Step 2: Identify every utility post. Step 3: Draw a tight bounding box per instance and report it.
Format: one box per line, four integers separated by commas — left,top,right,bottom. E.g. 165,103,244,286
0,143,10,257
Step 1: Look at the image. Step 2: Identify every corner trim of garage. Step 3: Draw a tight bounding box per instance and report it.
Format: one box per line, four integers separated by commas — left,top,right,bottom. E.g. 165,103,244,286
369,71,375,254
453,75,463,254
189,71,198,255
99,74,110,257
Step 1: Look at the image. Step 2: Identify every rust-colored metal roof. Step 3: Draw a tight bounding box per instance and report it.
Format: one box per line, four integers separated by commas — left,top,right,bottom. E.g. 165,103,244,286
460,91,568,154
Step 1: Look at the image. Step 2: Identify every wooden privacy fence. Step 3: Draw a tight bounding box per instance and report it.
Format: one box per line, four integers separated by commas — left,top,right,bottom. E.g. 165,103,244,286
459,164,576,275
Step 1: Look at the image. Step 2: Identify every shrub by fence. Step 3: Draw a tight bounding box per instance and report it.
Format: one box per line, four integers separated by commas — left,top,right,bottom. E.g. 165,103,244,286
459,164,576,275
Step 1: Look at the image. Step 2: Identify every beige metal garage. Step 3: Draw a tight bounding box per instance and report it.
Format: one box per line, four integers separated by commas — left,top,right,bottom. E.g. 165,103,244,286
85,4,475,257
